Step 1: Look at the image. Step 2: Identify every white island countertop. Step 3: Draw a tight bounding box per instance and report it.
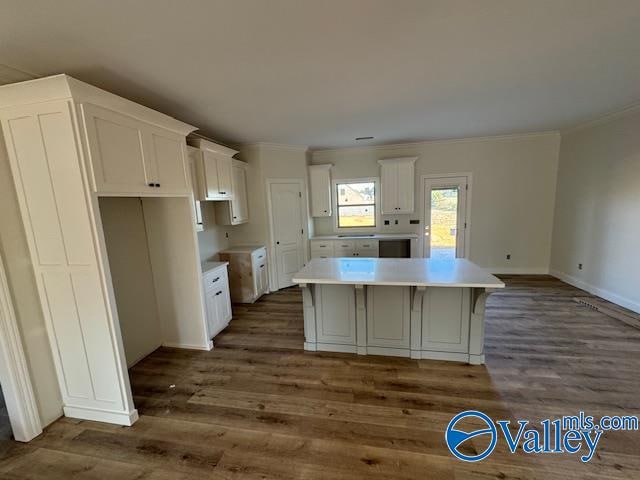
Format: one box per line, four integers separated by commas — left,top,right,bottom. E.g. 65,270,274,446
292,257,505,288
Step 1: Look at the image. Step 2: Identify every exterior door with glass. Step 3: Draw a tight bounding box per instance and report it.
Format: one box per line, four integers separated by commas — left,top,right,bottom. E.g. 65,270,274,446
423,176,469,259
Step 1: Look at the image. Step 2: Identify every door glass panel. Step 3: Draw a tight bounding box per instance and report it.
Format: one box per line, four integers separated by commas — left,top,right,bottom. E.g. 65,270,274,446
430,187,458,260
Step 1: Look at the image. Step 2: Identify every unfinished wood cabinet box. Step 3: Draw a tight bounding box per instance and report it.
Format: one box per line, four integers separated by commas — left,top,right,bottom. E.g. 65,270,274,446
219,246,269,303
0,74,211,427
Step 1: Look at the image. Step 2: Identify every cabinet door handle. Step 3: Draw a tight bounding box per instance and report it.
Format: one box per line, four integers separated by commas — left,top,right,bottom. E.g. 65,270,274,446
212,277,220,283
148,182,154,187
233,216,237,219
220,191,226,194
215,291,222,296
260,264,264,268
155,183,161,187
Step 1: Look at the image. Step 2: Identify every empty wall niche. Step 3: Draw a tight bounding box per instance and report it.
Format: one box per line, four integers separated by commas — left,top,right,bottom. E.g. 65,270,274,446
99,196,210,369
378,239,410,258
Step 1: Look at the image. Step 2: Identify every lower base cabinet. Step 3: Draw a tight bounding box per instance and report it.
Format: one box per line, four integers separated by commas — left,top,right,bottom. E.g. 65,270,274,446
202,263,232,338
219,245,268,303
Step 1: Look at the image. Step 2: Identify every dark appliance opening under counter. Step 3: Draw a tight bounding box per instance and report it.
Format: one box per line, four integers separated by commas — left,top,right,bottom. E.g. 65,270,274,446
378,239,410,258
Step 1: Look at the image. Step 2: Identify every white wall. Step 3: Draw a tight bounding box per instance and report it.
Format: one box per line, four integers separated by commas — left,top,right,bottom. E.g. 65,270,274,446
232,144,310,288
196,204,230,263
99,197,162,367
311,133,561,273
0,135,62,426
551,109,640,313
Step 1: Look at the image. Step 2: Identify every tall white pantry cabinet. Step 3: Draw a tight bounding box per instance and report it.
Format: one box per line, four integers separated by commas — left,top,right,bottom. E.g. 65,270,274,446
0,75,209,426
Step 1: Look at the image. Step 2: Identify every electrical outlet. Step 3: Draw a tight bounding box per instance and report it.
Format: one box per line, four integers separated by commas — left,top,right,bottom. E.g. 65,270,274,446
409,219,420,225
394,219,399,225
578,263,583,270
506,254,511,260
384,220,390,225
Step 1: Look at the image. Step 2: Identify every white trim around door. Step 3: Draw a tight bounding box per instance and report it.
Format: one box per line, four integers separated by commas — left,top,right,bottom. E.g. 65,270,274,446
266,178,309,291
421,173,472,259
0,252,42,442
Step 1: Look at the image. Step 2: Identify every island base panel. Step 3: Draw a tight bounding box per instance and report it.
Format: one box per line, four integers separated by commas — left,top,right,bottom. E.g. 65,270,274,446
301,283,489,364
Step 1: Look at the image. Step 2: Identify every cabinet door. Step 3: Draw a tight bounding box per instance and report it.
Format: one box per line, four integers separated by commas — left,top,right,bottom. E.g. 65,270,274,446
258,262,268,296
230,163,249,224
81,103,153,194
334,240,355,257
315,284,356,345
204,288,220,338
202,151,221,199
216,285,232,325
216,155,233,199
147,127,189,194
396,160,414,213
366,286,411,348
421,287,470,353
380,162,398,214
309,166,332,217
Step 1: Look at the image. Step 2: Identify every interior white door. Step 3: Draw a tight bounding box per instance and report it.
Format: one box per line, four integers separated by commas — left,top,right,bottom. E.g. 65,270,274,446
269,181,305,290
423,176,469,259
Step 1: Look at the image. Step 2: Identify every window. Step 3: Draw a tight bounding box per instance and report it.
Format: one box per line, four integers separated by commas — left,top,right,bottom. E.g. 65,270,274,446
336,181,376,228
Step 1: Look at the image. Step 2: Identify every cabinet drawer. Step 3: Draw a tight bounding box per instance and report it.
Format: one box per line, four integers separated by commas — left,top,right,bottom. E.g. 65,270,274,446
311,240,334,257
203,267,228,292
355,239,378,250
252,247,267,263
334,240,355,257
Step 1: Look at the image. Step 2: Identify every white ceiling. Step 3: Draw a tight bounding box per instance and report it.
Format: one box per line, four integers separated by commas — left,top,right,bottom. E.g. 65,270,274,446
1,0,640,148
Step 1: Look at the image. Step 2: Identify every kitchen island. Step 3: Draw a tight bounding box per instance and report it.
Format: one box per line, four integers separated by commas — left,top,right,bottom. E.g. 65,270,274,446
292,258,504,364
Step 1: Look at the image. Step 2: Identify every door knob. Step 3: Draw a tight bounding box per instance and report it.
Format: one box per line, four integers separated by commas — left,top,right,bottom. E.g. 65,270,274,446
276,241,280,245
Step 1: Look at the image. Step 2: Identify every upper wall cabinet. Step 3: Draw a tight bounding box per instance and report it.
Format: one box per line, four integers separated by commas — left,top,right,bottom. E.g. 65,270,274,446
214,159,249,225
188,137,238,201
378,157,417,214
81,103,190,196
309,164,332,217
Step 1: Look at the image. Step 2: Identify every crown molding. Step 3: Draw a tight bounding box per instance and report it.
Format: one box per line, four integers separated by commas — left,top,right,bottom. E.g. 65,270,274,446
561,100,640,136
311,130,560,156
0,64,38,85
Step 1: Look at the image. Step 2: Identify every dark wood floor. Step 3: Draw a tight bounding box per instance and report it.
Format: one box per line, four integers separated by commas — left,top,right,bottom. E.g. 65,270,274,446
1,276,639,479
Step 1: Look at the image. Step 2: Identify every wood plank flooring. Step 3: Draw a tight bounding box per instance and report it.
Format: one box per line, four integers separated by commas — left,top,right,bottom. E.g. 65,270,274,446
1,275,639,479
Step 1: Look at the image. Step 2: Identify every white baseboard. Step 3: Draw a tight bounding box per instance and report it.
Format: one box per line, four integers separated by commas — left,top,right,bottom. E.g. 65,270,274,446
416,351,470,363
162,341,213,351
64,406,139,426
550,269,640,314
488,267,550,275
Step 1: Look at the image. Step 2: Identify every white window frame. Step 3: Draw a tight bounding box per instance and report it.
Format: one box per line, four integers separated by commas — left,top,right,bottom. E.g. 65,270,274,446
333,177,380,233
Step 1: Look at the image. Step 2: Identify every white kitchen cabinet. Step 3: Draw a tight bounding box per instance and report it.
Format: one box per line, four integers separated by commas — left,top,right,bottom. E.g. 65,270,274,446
81,103,190,196
354,239,379,257
310,240,335,258
378,157,417,214
218,246,268,303
0,74,206,427
202,263,232,338
188,137,238,201
309,164,332,217
334,240,355,257
187,146,204,231
310,239,379,258
213,159,249,225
